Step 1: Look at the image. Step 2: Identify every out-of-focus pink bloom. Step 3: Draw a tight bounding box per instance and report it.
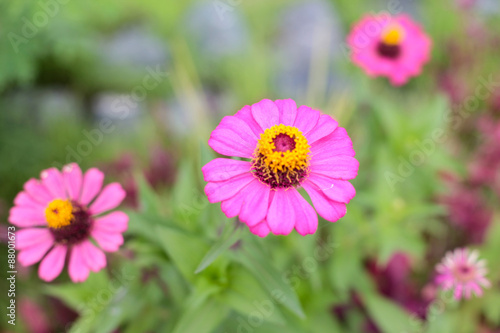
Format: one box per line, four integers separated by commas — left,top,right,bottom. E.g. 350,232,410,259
19,298,51,333
440,182,492,244
366,252,429,318
435,248,490,300
102,148,176,208
347,14,432,86
145,146,176,189
469,117,500,188
9,164,128,282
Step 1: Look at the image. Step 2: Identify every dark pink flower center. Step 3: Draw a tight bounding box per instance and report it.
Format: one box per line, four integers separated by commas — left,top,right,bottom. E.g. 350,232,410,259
252,125,310,190
377,42,401,59
49,202,93,245
273,133,296,152
453,264,476,282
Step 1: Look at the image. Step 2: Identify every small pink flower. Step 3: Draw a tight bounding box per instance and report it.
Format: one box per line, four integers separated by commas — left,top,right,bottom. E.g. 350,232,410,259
435,248,490,300
347,14,432,86
9,164,128,283
202,99,359,237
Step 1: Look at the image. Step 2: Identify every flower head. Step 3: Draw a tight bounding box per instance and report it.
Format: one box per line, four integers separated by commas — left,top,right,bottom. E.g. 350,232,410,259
435,248,490,300
347,14,432,86
202,99,359,237
9,164,128,282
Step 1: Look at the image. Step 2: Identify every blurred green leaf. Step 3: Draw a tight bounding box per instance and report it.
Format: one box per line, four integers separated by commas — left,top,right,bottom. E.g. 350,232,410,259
238,240,305,319
155,225,210,282
172,299,228,333
364,293,421,333
136,173,161,214
219,265,286,325
195,221,242,274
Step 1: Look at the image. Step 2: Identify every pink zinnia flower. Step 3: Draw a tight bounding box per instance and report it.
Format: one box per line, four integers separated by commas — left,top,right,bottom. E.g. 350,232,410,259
9,164,128,283
202,99,358,237
347,14,432,86
435,248,491,300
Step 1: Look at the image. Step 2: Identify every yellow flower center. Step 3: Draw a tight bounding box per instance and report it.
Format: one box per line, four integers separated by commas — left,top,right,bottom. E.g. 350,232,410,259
381,24,404,45
252,124,310,188
45,199,74,229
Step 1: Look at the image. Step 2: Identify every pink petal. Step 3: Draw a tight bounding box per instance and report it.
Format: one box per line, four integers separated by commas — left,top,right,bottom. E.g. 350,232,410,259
93,211,129,233
453,285,463,300
470,283,483,297
208,115,259,158
69,246,90,283
89,183,126,215
302,182,347,222
239,180,271,227
221,191,246,218
9,206,46,227
91,230,124,252
293,106,320,135
220,178,262,219
18,239,54,266
307,174,356,204
205,173,255,203
310,156,359,180
288,189,318,236
275,99,297,126
251,99,279,131
202,158,252,182
14,192,45,210
40,168,66,199
79,240,107,272
248,221,271,238
63,163,83,201
16,228,53,250
305,114,338,144
267,189,295,235
24,179,54,205
80,168,105,205
38,245,67,282
234,105,264,139
310,127,356,160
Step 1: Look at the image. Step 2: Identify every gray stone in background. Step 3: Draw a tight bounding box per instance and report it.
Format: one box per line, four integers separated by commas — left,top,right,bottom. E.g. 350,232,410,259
475,0,500,15
157,97,194,136
38,89,83,125
185,2,249,58
7,89,82,128
101,26,169,69
367,0,421,19
275,0,346,99
92,93,143,131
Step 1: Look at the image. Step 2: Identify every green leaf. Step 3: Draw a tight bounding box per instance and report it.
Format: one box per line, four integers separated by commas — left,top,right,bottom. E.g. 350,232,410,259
171,299,229,333
219,265,286,325
136,173,161,214
483,290,500,326
155,225,210,282
43,270,110,311
364,293,421,333
238,240,305,318
195,221,242,274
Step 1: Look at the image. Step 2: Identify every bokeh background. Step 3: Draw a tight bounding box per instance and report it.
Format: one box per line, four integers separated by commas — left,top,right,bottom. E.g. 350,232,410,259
1,0,500,332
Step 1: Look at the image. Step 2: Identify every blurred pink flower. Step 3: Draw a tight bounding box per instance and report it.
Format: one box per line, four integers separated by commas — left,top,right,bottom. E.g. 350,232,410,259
440,182,492,243
9,164,128,282
435,248,490,300
347,14,432,86
101,147,176,208
19,298,51,333
202,99,358,236
469,117,500,189
367,252,428,318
